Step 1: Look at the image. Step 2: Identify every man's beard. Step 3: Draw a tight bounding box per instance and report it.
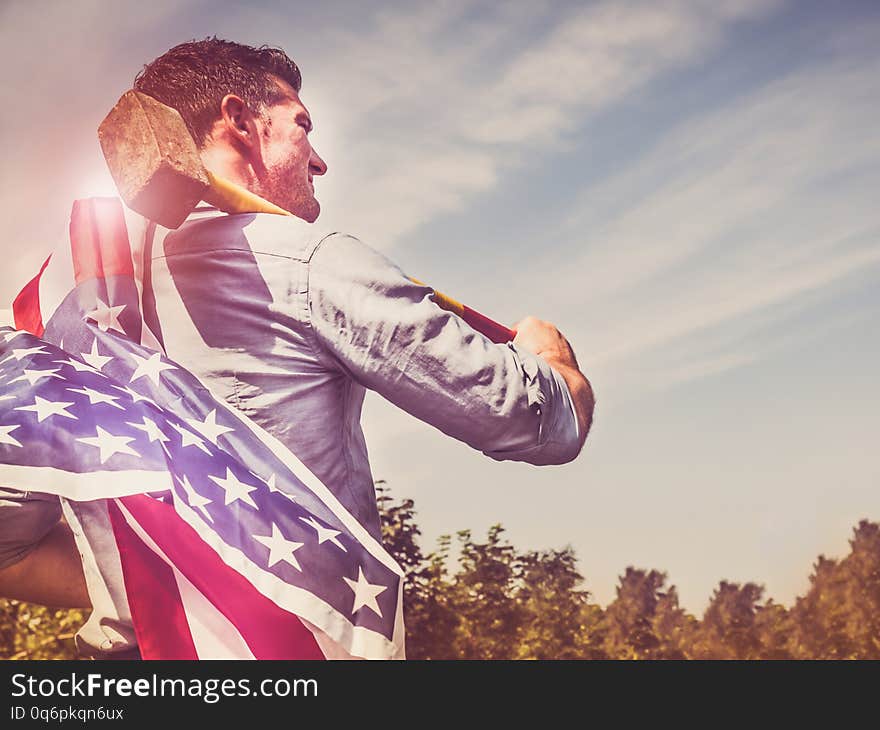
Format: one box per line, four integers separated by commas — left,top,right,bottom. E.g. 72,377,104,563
254,166,320,222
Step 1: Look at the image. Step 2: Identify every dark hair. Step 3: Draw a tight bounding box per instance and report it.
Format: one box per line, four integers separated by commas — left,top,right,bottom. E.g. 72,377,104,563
134,37,302,147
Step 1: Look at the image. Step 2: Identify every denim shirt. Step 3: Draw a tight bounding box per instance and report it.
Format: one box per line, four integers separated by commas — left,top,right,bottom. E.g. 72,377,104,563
23,206,580,657
146,208,581,540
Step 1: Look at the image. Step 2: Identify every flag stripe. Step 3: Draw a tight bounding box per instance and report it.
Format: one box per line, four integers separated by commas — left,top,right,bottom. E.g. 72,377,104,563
108,500,198,660
174,568,256,659
70,198,134,284
13,255,51,336
119,494,325,660
139,220,166,351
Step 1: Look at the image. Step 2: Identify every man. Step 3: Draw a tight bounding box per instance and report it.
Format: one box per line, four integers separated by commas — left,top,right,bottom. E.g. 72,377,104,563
0,38,594,657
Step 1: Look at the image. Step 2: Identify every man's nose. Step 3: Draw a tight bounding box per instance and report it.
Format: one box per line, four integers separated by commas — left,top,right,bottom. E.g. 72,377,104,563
309,149,328,176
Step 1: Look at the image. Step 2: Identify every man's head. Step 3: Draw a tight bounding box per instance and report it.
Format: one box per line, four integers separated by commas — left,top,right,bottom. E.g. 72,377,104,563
135,38,327,222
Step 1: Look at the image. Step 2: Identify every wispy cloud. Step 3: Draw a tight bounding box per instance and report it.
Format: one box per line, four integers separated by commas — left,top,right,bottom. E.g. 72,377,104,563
519,52,880,400
304,0,782,247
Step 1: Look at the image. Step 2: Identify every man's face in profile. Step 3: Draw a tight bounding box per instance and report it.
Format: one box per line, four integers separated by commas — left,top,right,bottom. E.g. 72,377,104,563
252,78,328,223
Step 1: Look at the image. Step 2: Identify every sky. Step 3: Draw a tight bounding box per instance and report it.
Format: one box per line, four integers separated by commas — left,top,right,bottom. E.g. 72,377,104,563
1,0,878,612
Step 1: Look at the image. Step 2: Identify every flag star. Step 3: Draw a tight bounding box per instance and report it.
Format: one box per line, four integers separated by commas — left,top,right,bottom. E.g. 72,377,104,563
185,409,234,445
208,467,259,509
265,473,299,504
77,426,140,463
127,417,170,444
175,475,213,523
0,345,49,364
80,339,113,371
169,421,212,454
84,299,126,333
8,367,64,387
55,356,103,375
2,330,24,343
252,523,304,570
15,396,77,422
299,515,346,552
343,567,387,618
0,424,23,448
110,384,155,405
130,351,176,386
67,386,124,410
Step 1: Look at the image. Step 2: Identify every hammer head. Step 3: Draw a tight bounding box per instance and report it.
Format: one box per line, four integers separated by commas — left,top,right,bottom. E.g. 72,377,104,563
98,90,210,229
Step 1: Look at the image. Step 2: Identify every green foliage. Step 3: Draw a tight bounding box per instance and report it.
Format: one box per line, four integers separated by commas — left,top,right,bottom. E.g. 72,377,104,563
788,520,880,659
0,600,85,659
2,488,878,660
377,488,880,660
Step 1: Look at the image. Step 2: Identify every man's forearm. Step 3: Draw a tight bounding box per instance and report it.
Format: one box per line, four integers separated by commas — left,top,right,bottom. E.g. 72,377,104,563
0,521,91,609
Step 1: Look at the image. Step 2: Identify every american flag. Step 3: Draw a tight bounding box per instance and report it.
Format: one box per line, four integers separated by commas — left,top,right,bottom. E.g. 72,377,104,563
2,198,404,659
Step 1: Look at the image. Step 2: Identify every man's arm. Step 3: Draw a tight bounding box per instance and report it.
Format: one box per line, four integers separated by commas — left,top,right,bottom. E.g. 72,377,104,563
307,234,593,465
0,520,90,608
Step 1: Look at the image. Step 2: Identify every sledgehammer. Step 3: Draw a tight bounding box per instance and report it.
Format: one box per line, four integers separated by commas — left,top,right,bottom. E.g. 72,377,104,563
98,90,515,343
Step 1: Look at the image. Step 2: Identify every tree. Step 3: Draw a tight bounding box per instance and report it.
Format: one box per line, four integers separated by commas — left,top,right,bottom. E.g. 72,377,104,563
448,525,524,659
789,520,880,659
601,568,676,659
375,483,458,659
652,585,697,659
692,581,765,659
513,546,602,659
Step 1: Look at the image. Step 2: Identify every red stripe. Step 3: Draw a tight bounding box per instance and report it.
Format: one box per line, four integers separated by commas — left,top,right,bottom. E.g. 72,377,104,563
70,198,134,284
12,255,51,336
119,494,325,659
108,500,199,660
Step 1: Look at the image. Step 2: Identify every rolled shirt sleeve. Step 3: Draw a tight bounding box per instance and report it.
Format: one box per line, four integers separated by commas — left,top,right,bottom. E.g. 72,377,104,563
307,233,581,465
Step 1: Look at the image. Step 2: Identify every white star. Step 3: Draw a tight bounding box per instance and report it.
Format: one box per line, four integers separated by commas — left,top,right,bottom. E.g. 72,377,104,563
15,396,77,422
0,424,23,448
208,467,258,508
299,515,346,552
185,409,234,445
130,352,175,386
127,417,170,444
169,421,212,454
264,473,300,504
80,339,113,371
84,299,126,333
175,475,213,523
252,523,304,570
54,356,103,375
109,384,155,406
0,345,49,364
343,567,387,618
1,330,25,343
8,367,64,386
67,386,124,410
0,394,15,403
77,426,140,464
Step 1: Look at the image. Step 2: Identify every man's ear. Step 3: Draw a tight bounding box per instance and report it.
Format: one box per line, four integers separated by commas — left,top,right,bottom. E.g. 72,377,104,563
219,94,260,152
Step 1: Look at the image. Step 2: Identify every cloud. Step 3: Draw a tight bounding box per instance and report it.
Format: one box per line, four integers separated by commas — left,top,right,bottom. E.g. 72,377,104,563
467,0,783,144
518,52,880,401
302,0,782,248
